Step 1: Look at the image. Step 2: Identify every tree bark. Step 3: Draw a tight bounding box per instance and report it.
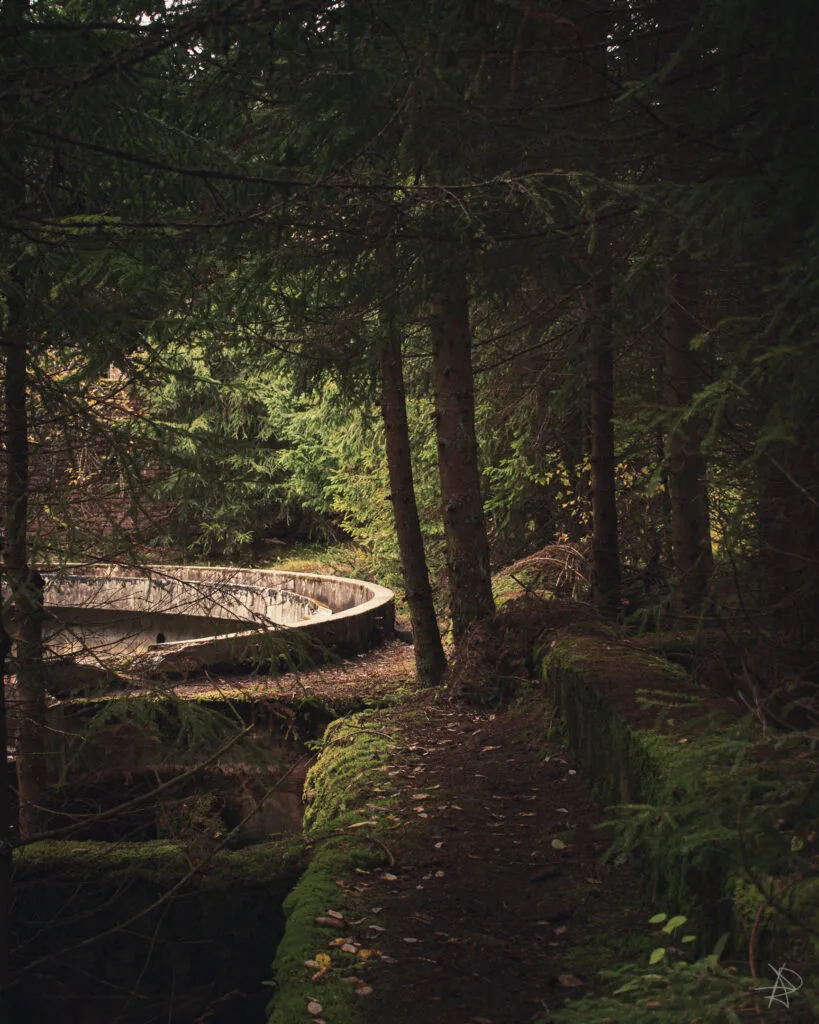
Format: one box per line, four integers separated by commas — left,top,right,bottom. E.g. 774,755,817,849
430,270,495,640
378,313,447,687
663,257,713,617
758,440,819,646
0,616,12,1008
587,270,622,617
3,305,48,840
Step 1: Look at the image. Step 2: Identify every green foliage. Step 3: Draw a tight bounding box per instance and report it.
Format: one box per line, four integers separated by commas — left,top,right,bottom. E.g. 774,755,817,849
550,919,759,1024
54,691,289,786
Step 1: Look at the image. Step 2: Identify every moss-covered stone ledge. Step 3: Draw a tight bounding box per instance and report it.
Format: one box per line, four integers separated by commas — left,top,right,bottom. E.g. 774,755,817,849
266,710,400,1024
539,637,819,978
11,839,304,1021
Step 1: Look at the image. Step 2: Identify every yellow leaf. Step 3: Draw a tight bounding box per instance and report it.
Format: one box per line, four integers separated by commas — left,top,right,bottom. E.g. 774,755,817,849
315,953,332,969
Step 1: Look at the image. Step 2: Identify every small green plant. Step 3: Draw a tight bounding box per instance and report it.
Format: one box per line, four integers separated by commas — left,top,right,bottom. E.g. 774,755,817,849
550,913,759,1024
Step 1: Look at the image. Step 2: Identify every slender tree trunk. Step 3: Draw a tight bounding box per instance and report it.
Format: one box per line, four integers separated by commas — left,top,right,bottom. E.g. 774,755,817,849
430,270,494,640
663,256,713,617
587,270,621,617
578,2,622,617
758,440,819,645
378,313,447,687
3,312,48,840
0,615,12,1010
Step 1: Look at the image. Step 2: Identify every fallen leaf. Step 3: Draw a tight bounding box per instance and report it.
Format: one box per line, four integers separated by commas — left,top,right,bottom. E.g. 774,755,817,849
450,804,463,810
554,926,568,936
306,1000,323,1015
412,793,430,800
518,812,536,817
551,839,568,849
356,985,374,996
357,948,377,960
403,937,420,943
341,943,358,954
368,925,387,932
558,974,584,988
434,870,445,878
481,746,500,752
347,820,378,829
556,807,569,813
315,916,345,929
568,770,576,775
434,841,443,849
304,959,318,968
315,953,332,968
342,976,363,984
383,872,398,881
326,910,344,920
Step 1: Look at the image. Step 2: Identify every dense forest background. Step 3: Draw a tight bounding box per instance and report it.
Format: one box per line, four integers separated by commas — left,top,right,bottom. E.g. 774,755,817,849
2,2,819,1019
2,0,819,806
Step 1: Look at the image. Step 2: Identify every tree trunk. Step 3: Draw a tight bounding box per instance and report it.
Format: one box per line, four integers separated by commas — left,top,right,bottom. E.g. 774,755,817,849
758,440,819,646
0,616,12,1007
663,257,713,617
587,270,622,617
379,322,447,687
3,309,48,840
430,270,495,640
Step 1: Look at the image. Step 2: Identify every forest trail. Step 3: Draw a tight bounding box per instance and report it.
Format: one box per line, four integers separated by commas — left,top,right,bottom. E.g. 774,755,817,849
163,637,418,708
305,691,650,1024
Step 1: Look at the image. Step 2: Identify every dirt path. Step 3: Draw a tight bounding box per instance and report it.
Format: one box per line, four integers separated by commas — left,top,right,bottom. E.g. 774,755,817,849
165,638,418,708
347,695,649,1024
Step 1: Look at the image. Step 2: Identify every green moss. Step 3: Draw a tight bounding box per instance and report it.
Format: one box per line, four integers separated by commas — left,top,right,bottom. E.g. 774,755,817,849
14,836,304,888
266,708,400,1023
266,845,384,1024
303,711,400,834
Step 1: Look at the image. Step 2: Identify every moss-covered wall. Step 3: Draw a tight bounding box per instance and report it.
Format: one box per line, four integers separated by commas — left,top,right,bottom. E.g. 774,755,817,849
540,639,819,977
266,711,398,1024
10,839,304,1023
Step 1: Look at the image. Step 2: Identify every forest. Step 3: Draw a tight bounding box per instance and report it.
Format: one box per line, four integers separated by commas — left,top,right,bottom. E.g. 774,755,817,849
1,1,818,1022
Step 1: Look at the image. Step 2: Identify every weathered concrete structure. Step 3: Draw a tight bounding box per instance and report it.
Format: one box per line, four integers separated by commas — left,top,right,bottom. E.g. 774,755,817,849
39,564,394,674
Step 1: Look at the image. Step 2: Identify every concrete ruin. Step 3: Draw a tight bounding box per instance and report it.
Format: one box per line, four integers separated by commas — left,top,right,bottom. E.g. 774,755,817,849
39,564,395,674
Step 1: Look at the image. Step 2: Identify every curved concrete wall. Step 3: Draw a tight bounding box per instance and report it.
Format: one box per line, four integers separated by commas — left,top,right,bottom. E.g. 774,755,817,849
45,575,328,626
43,564,394,675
